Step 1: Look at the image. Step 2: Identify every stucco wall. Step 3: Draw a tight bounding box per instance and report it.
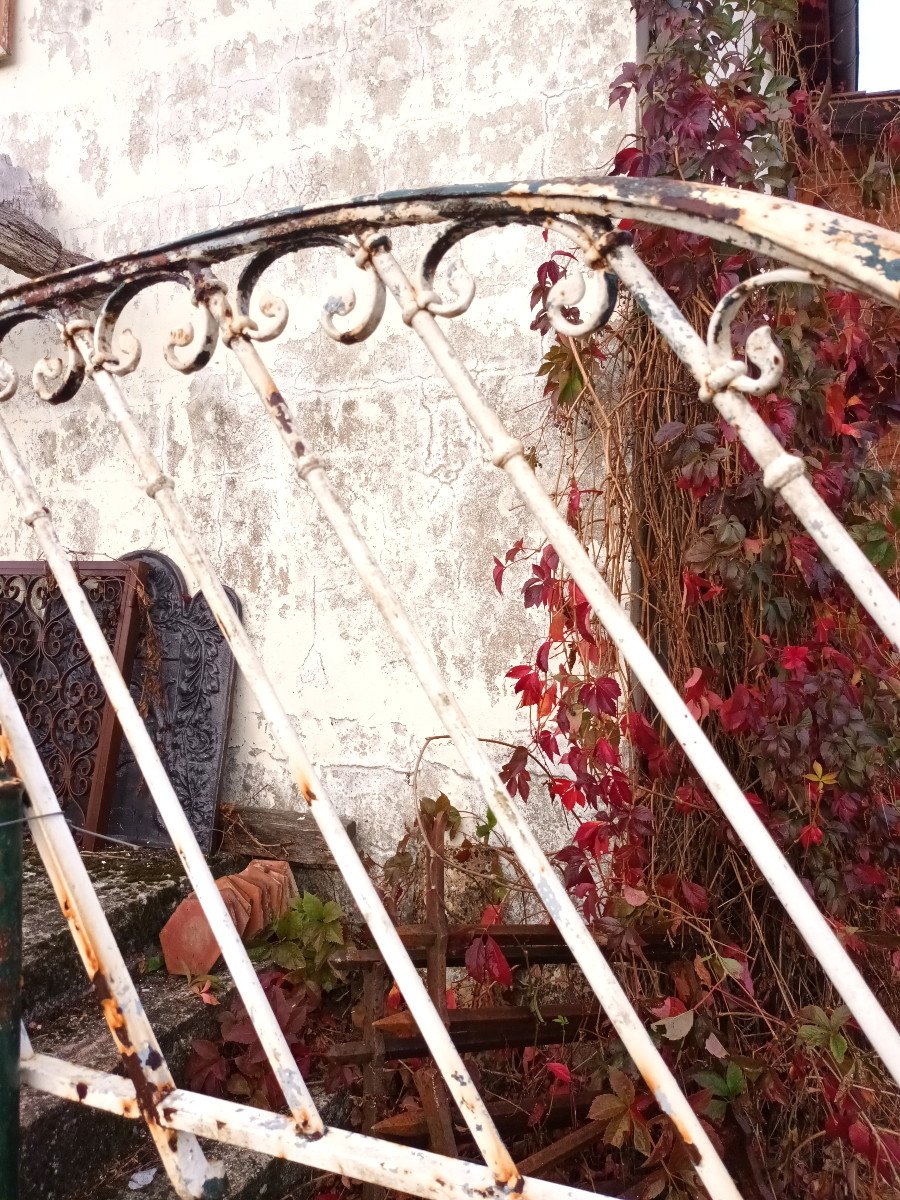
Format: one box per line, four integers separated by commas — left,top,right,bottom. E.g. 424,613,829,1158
0,0,633,856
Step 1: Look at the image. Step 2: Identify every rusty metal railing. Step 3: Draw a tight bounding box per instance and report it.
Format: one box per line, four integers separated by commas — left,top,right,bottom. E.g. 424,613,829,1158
1,178,899,1200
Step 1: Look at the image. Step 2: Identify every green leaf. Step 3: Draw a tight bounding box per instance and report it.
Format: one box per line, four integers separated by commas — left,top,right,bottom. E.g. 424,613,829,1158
476,807,498,840
797,1005,829,1027
275,908,304,941
725,1062,746,1097
558,367,584,409
798,1024,827,1046
271,942,307,971
604,1108,632,1149
226,1073,252,1097
632,1117,654,1158
693,1071,728,1097
829,1032,848,1064
301,892,325,921
831,1005,851,1029
718,955,743,980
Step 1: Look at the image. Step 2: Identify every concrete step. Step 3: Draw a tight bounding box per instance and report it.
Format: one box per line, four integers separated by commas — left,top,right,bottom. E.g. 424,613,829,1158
22,847,193,1023
19,845,349,1199
20,968,222,1200
98,1141,325,1200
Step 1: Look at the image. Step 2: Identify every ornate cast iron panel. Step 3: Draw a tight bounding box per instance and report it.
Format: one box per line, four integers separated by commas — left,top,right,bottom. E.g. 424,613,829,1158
109,550,240,854
0,560,146,843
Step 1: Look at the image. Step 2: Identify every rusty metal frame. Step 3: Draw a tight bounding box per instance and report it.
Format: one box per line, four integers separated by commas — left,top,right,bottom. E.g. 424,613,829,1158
0,177,899,1200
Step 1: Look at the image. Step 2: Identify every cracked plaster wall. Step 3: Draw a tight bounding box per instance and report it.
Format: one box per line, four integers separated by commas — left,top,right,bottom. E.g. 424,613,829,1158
0,0,633,857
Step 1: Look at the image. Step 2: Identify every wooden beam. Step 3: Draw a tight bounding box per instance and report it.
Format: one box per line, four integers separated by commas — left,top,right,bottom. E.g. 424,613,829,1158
516,1121,606,1179
0,201,88,279
369,1090,602,1143
413,1066,458,1159
217,802,356,868
0,0,12,59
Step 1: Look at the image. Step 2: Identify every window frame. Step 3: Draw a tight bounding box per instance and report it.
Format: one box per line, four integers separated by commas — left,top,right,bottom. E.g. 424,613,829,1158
798,0,900,141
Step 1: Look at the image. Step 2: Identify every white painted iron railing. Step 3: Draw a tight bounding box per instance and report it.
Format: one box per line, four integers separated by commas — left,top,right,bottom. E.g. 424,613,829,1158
0,178,899,1200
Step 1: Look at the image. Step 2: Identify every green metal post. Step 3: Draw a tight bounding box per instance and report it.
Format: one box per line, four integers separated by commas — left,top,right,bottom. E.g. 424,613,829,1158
0,763,22,1200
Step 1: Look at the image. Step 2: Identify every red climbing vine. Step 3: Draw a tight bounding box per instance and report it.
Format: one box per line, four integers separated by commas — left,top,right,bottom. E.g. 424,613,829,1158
494,2,900,1195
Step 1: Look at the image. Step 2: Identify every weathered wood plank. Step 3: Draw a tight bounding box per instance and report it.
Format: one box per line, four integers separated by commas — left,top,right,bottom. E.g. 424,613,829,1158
0,1,12,59
0,201,87,279
516,1121,606,1178
413,1066,457,1159
217,802,355,868
370,1091,602,1142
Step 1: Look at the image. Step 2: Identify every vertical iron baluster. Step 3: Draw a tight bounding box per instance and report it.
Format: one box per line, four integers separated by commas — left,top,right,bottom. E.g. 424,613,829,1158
63,325,521,1189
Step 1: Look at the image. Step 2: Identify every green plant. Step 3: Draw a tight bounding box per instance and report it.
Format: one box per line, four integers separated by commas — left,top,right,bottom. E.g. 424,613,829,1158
250,892,348,991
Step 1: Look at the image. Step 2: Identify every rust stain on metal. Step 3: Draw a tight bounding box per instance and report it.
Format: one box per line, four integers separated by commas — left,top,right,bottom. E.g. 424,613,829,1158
0,730,18,776
91,967,172,1124
267,389,299,445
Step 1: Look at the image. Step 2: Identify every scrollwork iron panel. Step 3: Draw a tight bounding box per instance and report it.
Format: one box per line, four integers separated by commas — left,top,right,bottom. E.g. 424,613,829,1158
0,560,146,842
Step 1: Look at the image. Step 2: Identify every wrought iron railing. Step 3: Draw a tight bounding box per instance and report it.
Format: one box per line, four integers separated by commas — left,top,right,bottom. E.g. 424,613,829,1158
1,177,899,1200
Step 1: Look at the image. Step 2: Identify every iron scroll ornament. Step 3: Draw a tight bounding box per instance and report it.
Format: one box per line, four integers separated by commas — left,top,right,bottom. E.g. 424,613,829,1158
0,177,897,319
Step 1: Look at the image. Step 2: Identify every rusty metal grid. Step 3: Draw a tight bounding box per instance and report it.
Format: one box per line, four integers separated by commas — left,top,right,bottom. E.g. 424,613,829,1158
0,178,899,1200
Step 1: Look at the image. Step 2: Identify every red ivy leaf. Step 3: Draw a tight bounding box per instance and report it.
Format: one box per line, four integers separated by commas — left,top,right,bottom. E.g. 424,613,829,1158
551,778,587,812
780,644,810,673
506,665,543,707
579,675,621,716
505,537,524,564
681,879,709,914
799,824,823,848
719,684,758,735
546,1061,572,1085
492,557,505,594
683,570,725,607
536,639,551,673
465,934,513,987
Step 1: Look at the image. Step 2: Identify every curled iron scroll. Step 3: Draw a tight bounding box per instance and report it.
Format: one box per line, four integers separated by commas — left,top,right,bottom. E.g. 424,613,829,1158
0,309,86,405
94,271,219,376
706,268,820,396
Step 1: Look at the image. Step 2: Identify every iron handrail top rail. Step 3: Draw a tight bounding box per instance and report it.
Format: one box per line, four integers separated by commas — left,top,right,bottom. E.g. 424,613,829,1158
1,177,899,319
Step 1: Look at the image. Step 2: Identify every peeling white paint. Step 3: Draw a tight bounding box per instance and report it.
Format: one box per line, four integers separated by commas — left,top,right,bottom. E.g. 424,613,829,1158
0,0,633,856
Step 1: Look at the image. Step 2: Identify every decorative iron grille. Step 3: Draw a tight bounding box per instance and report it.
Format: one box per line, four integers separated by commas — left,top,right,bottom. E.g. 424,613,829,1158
0,558,146,844
0,177,899,1200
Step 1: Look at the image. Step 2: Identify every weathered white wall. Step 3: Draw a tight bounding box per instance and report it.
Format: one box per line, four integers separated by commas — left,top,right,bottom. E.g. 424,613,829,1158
0,0,633,856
